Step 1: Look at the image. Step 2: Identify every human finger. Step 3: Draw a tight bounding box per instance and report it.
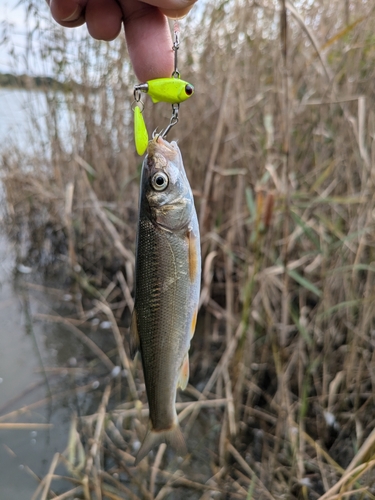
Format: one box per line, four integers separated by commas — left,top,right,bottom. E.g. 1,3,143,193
85,0,122,41
120,0,174,81
142,0,196,19
158,6,194,18
48,0,86,27
49,0,123,40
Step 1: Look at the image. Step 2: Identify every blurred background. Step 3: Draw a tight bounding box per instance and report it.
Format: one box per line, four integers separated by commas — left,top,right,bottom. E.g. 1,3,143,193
1,0,375,498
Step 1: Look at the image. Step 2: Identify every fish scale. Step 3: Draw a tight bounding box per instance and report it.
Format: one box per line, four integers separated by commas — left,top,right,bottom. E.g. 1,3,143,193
130,137,201,465
136,220,190,428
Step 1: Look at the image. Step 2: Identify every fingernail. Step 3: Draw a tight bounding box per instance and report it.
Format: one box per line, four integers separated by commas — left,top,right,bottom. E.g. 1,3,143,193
61,7,81,22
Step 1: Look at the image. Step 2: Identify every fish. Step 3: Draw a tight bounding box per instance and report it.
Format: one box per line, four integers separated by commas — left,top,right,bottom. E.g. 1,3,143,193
130,136,201,465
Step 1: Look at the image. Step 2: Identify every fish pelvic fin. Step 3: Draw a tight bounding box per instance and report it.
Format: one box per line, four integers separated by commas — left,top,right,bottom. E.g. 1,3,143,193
177,352,189,391
129,309,140,359
134,422,187,466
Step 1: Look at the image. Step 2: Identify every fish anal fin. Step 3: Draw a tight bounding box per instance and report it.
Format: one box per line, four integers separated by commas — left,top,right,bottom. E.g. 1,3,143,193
129,309,140,359
178,352,189,391
134,423,187,466
187,229,199,283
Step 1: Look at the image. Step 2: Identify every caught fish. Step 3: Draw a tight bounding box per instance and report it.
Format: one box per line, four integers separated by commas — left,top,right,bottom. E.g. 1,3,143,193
130,136,201,465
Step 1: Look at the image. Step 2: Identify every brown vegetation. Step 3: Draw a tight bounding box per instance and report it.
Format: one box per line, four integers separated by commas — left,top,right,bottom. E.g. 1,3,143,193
2,0,375,498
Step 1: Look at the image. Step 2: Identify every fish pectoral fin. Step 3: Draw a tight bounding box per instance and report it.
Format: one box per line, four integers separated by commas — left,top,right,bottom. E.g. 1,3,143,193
178,352,190,391
187,229,199,283
134,423,187,466
129,309,140,359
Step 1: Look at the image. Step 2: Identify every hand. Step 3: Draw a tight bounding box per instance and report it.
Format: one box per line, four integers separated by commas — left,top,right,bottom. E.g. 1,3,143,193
47,0,196,82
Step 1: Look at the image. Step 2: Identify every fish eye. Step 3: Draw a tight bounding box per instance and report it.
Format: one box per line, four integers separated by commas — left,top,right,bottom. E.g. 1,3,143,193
151,172,169,191
185,84,194,96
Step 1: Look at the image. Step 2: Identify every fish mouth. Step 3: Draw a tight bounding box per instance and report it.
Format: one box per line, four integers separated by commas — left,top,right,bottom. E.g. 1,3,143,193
147,135,178,162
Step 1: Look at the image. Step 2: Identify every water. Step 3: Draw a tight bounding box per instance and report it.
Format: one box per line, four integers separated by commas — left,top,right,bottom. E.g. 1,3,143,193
0,89,48,153
0,231,115,498
0,236,67,498
0,88,72,159
0,88,84,498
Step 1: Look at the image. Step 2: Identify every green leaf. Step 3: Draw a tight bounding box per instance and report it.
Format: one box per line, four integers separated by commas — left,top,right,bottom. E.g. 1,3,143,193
318,299,363,318
328,264,375,275
287,268,322,297
246,472,257,500
245,187,255,218
290,307,313,346
290,210,321,250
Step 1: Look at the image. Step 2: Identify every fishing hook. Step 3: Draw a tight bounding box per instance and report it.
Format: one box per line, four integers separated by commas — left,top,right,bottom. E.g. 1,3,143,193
161,103,179,138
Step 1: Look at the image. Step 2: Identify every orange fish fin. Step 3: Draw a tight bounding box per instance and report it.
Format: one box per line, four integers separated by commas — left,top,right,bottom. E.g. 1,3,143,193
129,309,140,359
190,308,198,339
187,229,198,283
134,422,187,466
178,352,189,391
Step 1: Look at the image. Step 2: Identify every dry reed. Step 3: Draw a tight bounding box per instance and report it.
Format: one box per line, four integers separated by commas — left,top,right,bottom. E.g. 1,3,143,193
2,0,375,498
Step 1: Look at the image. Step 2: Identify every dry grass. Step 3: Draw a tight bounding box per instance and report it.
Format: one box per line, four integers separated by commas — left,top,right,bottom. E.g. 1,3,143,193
3,0,375,498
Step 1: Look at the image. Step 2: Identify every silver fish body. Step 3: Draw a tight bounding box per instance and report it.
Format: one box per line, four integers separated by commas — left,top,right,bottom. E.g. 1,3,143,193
130,137,201,464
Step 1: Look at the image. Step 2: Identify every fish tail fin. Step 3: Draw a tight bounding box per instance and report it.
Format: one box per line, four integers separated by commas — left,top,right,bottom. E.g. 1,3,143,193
165,423,187,456
134,422,187,466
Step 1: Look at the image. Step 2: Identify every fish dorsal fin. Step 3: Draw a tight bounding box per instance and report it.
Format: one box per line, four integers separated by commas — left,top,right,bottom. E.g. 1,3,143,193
187,229,199,283
129,309,140,359
178,352,189,391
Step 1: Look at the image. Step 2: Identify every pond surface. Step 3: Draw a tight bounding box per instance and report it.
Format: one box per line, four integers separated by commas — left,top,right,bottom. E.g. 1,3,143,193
0,89,103,497
0,231,118,499
0,234,69,498
0,89,47,152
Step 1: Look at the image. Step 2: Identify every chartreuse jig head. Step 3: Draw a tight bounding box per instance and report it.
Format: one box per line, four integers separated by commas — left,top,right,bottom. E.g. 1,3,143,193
132,24,194,155
134,78,194,104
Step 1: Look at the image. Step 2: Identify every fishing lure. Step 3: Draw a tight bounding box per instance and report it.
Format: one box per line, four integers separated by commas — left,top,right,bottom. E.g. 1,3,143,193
134,78,194,105
133,103,149,156
133,26,194,155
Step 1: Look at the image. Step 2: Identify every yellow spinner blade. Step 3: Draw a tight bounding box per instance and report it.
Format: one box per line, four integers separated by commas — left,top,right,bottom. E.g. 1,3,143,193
134,105,148,156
